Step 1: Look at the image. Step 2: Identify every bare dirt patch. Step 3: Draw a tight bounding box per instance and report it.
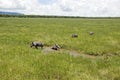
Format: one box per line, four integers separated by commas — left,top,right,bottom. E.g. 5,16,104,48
41,47,102,59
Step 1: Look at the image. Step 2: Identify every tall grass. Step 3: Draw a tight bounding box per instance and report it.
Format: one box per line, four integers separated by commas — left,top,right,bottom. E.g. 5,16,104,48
1,18,120,55
0,18,120,80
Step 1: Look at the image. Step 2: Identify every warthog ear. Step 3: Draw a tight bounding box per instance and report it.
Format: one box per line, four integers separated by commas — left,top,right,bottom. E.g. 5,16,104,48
32,41,34,44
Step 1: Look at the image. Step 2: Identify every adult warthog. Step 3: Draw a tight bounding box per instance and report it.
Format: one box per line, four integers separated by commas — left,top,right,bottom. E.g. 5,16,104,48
30,41,44,49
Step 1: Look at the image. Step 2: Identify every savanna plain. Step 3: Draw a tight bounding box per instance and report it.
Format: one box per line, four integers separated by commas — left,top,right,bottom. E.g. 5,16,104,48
0,17,120,80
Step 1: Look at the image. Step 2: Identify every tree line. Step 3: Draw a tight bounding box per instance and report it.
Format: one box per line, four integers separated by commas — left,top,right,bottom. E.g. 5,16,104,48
0,14,120,19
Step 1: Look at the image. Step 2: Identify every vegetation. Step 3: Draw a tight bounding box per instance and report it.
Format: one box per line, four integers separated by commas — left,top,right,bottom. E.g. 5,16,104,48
0,17,120,80
0,14,120,19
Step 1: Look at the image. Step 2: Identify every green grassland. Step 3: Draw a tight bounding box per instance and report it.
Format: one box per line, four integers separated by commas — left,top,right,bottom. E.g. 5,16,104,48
0,18,120,80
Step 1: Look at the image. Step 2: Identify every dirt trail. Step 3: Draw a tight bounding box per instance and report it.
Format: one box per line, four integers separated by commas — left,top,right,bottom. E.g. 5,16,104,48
42,47,102,59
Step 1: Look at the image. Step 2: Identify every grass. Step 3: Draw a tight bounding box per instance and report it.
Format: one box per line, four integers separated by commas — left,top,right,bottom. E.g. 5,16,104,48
0,17,120,80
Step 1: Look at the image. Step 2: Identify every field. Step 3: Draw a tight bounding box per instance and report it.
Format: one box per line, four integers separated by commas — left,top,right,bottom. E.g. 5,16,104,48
0,17,120,80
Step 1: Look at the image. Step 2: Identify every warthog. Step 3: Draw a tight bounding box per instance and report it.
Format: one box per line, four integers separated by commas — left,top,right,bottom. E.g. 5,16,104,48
30,42,44,49
89,32,94,35
71,34,78,38
51,44,60,50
